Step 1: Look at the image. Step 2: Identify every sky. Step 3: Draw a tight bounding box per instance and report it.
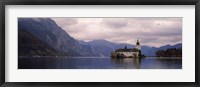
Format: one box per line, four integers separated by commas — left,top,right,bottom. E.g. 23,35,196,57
51,17,182,47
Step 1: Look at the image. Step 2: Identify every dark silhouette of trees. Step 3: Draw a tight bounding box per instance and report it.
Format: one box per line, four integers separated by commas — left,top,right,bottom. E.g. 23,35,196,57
156,48,182,57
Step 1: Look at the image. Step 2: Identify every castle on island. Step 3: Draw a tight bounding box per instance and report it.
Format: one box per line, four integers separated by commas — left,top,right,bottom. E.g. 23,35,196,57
111,39,142,58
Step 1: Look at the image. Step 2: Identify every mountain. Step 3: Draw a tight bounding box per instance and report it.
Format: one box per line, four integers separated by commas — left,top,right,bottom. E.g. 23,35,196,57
78,40,134,57
18,18,182,57
82,40,116,57
79,39,182,57
140,46,157,56
18,18,96,57
139,43,182,56
18,29,67,56
158,43,182,50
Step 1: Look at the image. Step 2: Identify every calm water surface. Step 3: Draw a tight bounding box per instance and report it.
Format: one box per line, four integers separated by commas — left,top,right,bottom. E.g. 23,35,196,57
18,57,182,69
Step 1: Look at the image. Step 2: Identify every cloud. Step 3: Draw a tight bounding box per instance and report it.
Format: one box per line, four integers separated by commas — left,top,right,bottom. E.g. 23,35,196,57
51,18,78,27
51,17,182,47
101,18,128,29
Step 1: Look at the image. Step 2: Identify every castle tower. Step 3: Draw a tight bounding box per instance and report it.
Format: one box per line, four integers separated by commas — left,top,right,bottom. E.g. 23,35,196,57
135,39,141,50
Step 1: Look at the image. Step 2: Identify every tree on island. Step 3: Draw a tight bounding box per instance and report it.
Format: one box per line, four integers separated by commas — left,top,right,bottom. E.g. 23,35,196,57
156,48,182,57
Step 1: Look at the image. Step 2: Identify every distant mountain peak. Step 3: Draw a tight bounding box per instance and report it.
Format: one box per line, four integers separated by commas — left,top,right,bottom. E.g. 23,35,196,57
90,39,109,42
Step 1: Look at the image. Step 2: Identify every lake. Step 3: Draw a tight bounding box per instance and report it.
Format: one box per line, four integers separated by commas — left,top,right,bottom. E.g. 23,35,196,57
18,57,182,69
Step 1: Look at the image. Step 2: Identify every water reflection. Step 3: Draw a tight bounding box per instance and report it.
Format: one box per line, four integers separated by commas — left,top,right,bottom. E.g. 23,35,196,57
111,58,142,69
19,57,182,69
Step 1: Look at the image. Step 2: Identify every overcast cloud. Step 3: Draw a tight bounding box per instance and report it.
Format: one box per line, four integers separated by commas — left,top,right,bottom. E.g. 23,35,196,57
52,17,182,47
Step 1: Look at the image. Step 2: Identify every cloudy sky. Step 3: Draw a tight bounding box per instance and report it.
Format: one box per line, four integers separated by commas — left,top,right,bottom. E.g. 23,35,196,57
51,17,182,47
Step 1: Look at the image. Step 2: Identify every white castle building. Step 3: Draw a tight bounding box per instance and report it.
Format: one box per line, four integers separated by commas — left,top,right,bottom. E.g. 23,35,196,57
111,39,142,58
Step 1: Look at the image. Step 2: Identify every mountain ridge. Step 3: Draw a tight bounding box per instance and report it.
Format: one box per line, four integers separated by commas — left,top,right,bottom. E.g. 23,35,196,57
18,18,182,57
18,18,97,57
78,39,182,57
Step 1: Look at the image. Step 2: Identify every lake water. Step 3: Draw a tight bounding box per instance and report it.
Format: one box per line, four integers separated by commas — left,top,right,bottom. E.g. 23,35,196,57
18,57,182,69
